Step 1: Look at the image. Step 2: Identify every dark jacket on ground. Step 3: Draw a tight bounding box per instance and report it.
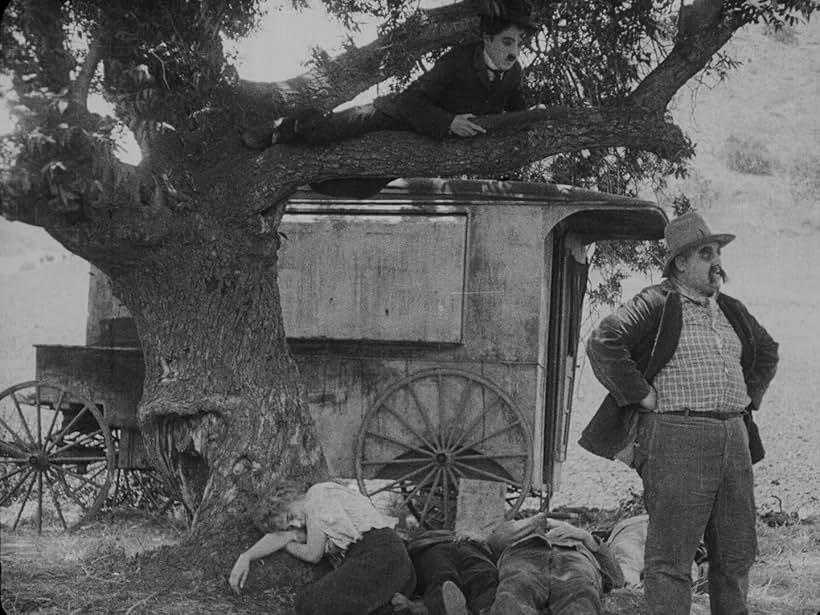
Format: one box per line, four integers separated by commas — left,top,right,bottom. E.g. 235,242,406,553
375,42,527,140
579,279,779,463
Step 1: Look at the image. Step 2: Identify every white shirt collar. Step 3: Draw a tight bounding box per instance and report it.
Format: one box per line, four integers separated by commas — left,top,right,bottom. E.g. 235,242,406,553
483,50,500,71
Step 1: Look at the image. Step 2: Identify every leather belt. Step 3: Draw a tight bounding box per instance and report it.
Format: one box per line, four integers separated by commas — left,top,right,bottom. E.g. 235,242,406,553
662,410,744,420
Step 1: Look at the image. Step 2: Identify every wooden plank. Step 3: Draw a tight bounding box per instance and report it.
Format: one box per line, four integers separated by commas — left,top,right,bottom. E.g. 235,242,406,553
455,478,506,541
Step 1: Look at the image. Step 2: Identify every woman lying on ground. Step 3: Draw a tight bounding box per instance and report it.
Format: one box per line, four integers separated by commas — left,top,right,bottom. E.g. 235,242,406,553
229,480,416,615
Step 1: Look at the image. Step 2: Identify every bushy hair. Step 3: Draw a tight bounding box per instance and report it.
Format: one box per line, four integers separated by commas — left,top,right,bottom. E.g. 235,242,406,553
250,480,308,533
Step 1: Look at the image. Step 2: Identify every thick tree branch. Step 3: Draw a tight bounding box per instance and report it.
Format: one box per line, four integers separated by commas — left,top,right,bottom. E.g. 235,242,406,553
21,0,73,92
236,1,477,117
235,106,692,216
72,38,103,110
628,0,746,110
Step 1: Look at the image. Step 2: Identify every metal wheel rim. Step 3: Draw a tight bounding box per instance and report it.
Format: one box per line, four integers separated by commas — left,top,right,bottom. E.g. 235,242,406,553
0,380,115,533
355,368,533,529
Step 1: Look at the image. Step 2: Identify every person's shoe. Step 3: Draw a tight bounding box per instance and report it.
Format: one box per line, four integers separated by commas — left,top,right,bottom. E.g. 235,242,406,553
442,580,468,615
240,115,302,150
270,115,300,145
240,125,275,150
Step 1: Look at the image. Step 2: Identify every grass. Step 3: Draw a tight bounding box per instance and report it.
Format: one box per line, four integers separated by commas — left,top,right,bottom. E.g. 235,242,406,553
2,509,818,614
749,520,820,613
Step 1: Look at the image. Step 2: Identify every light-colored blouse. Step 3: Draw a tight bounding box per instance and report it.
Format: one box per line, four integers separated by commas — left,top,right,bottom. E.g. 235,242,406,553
303,482,392,554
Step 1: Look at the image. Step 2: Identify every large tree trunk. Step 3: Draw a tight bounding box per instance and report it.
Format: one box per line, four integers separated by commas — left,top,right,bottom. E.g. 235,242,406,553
98,216,328,583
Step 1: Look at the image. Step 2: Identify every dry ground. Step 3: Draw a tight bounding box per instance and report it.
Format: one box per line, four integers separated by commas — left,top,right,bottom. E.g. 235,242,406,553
1,511,817,614
2,17,820,615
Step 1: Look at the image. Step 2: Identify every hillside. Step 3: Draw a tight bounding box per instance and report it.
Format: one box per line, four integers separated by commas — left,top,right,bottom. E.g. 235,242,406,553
555,18,820,519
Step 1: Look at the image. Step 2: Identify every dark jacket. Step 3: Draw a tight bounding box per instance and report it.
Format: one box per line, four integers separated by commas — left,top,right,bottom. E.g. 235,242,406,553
375,42,527,140
579,280,779,463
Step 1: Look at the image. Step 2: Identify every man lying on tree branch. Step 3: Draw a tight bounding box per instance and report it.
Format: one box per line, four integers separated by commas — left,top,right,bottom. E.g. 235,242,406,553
241,0,543,151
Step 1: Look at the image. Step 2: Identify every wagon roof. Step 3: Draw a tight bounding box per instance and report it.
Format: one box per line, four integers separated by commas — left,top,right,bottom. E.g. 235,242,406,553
290,178,667,241
293,177,654,205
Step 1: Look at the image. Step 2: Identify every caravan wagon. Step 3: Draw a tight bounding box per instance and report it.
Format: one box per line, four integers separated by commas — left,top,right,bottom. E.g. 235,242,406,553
0,178,666,532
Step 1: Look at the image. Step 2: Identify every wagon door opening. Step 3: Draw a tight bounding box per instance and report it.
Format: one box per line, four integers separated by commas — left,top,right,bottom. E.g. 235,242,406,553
538,205,667,505
542,229,589,502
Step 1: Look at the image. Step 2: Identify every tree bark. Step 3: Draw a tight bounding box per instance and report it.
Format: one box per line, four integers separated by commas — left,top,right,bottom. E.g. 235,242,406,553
97,218,328,576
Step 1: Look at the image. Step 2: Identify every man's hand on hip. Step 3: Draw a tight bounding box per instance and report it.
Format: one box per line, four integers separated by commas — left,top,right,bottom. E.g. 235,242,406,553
639,387,657,411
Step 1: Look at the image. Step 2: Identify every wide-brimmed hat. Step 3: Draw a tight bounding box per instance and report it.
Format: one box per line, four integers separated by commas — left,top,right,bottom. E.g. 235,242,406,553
663,211,735,277
477,0,538,33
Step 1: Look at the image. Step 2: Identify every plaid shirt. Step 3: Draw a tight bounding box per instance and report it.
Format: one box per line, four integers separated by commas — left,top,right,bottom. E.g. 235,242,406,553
653,284,750,414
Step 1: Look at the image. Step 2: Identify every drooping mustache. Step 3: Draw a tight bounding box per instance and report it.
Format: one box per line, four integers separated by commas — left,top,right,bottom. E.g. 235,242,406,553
710,264,728,283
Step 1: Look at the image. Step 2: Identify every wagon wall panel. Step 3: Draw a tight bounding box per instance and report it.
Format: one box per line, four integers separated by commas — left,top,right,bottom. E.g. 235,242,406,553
471,363,536,486
279,214,466,343
462,207,544,362
34,346,143,429
297,356,410,477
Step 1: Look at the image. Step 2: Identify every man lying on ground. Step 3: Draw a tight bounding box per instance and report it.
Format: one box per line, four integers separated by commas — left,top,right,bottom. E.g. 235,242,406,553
405,512,626,615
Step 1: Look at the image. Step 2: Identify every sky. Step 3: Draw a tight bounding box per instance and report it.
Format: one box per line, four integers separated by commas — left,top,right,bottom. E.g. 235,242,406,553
232,5,378,82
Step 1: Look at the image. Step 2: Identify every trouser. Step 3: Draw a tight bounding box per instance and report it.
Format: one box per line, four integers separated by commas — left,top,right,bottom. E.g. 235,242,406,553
412,540,498,615
489,537,603,615
294,527,416,615
292,104,406,198
294,104,410,144
636,413,757,615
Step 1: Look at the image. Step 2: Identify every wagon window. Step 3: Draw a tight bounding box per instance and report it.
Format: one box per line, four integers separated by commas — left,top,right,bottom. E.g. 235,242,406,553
278,213,467,343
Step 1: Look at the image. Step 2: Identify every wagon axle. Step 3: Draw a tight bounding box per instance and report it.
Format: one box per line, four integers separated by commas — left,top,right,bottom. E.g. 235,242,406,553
434,452,449,464
27,454,49,471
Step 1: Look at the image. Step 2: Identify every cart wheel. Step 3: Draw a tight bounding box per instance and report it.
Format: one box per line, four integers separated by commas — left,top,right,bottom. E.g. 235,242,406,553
0,381,115,533
355,368,532,530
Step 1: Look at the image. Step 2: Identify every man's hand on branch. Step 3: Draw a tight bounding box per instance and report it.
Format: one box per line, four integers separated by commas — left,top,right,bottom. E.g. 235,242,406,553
449,114,487,137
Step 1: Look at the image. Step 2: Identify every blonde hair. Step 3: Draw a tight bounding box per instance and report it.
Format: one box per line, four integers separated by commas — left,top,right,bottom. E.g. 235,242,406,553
251,480,308,533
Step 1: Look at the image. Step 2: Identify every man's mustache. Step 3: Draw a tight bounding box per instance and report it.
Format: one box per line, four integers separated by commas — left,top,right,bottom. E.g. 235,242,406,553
710,264,728,283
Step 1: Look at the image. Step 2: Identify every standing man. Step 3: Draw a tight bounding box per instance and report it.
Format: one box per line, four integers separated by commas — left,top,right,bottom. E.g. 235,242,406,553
580,211,779,614
240,0,538,150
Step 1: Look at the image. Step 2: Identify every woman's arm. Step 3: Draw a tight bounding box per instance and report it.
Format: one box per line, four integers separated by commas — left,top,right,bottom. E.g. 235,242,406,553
229,530,300,593
284,514,326,564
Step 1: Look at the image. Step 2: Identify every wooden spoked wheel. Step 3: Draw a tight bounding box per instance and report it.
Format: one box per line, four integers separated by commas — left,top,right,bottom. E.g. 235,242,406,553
355,368,533,530
0,381,115,533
